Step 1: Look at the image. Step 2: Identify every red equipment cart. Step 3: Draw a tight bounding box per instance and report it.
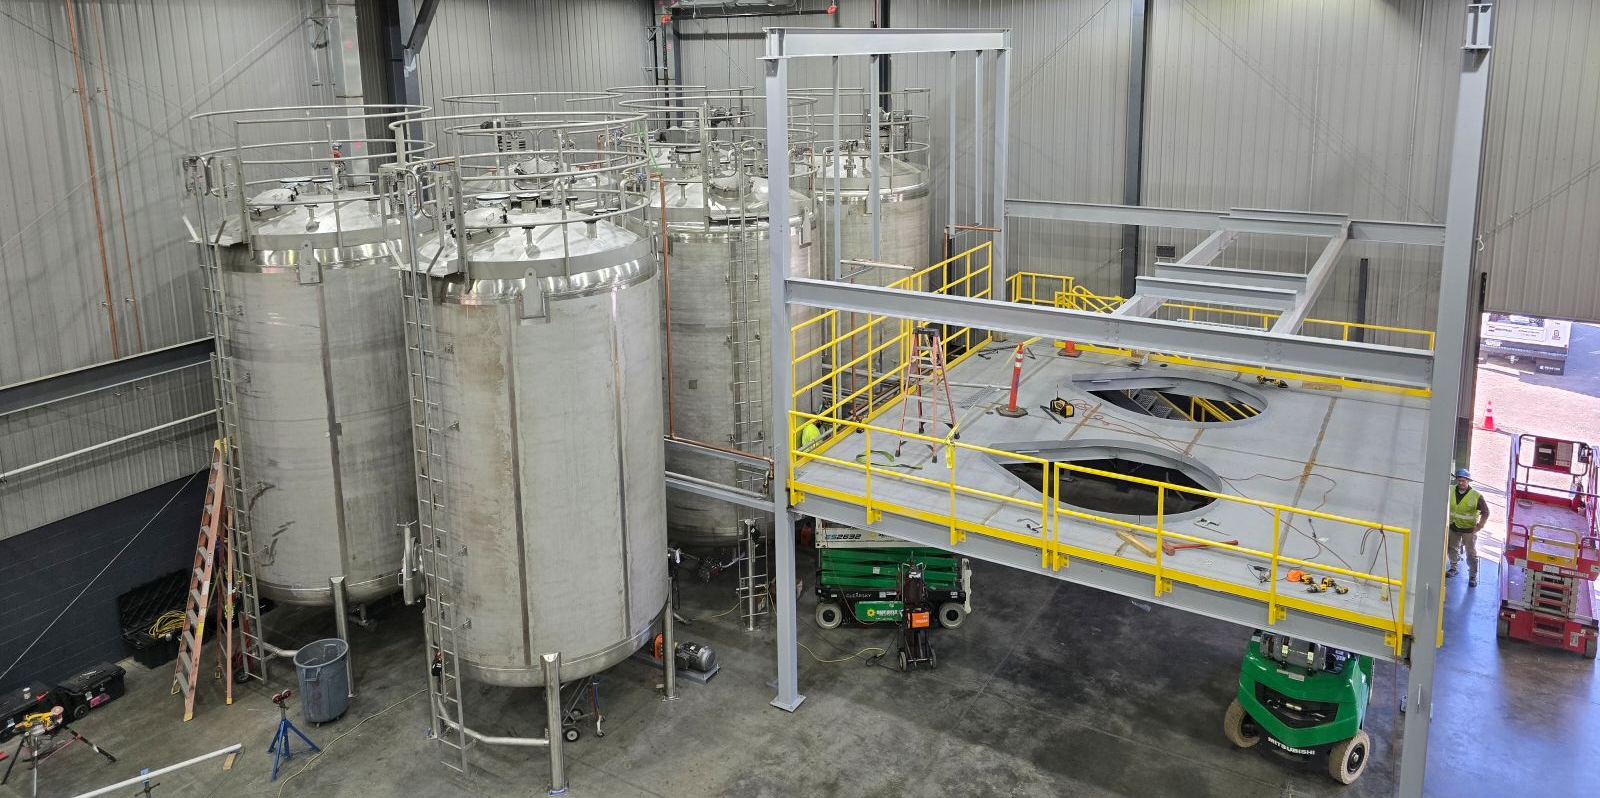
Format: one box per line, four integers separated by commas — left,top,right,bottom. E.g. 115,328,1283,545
1498,434,1600,658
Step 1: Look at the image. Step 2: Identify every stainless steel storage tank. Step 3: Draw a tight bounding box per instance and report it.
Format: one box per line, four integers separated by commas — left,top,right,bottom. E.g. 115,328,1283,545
186,105,426,607
614,90,823,549
392,108,668,686
804,89,934,284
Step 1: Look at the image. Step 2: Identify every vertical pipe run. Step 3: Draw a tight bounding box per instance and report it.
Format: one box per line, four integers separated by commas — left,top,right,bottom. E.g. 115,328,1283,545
331,576,355,698
831,58,843,282
1396,18,1493,798
542,653,566,795
764,54,804,713
868,56,882,261
991,48,1011,301
974,52,984,226
946,52,957,253
662,589,679,700
63,0,121,359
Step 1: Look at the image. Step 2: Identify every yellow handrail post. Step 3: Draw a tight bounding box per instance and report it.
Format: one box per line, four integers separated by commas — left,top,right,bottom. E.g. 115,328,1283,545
946,440,960,546
1154,485,1166,596
1395,527,1410,656
864,425,874,522
1040,458,1052,569
1268,509,1283,625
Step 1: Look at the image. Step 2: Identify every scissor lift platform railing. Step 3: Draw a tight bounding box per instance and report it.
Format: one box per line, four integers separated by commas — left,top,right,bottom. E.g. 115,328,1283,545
789,247,1423,662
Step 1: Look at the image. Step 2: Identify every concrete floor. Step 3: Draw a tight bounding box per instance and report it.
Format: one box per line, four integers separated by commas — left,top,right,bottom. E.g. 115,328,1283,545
6,542,1585,798
12,333,1600,798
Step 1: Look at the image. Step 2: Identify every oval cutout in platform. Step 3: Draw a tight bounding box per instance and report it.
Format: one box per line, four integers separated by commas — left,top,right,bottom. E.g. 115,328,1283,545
1073,373,1265,424
996,440,1221,518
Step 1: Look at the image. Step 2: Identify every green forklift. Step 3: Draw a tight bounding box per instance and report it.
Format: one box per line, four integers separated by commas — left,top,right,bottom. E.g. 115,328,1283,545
1223,631,1376,785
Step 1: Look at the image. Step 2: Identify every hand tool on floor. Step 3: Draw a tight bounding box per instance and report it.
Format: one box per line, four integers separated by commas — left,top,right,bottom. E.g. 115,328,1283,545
1162,538,1239,556
1115,530,1157,558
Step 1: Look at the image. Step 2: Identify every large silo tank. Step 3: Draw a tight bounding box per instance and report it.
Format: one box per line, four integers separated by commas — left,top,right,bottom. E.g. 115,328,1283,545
813,148,932,282
616,92,822,548
653,172,822,548
191,107,421,607
414,196,668,687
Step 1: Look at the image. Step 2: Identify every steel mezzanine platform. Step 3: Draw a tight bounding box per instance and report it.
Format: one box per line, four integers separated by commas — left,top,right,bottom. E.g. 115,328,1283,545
786,250,1430,662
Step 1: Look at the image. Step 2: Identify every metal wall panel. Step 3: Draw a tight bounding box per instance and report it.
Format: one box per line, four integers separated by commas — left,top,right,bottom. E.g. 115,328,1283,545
1143,0,1463,340
416,0,653,105
1478,0,1600,321
0,0,322,537
675,0,1133,290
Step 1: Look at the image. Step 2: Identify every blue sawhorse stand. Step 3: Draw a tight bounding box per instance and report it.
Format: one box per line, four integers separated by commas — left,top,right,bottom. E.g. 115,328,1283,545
268,690,319,781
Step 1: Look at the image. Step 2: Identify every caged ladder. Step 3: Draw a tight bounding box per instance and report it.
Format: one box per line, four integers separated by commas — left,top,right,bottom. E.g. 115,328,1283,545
392,166,470,773
190,155,267,686
728,232,773,629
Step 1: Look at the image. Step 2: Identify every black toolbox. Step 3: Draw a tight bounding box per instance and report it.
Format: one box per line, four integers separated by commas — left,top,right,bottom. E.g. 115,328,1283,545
54,662,126,721
1,682,52,743
117,570,188,669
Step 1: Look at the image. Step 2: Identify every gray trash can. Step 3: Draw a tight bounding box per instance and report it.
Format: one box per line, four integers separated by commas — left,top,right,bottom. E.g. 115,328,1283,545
294,638,350,723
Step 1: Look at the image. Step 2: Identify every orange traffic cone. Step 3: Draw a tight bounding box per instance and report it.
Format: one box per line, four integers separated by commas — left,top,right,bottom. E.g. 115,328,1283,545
1059,340,1081,358
1482,399,1496,431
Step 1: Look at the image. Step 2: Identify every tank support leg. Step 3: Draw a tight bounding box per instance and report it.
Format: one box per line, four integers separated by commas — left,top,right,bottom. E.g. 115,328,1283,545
662,591,679,702
331,576,355,699
541,653,567,795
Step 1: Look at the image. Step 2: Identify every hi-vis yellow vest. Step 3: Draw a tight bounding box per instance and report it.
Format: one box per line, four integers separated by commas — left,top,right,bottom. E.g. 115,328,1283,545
1449,488,1482,529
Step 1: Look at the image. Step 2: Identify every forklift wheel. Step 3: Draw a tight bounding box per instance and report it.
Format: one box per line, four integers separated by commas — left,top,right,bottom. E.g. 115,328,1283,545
1497,618,1510,639
936,602,967,629
1327,730,1370,784
564,727,581,743
1222,700,1260,749
898,650,908,672
1586,636,1597,660
815,602,844,630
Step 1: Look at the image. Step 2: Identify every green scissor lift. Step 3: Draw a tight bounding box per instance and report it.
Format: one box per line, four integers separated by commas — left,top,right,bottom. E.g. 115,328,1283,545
813,546,972,630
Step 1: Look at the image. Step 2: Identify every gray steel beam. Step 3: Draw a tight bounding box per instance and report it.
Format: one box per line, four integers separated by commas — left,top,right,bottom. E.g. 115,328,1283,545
403,0,440,51
664,472,772,513
1398,8,1495,797
991,48,1011,298
1219,212,1346,239
1151,263,1309,292
1120,0,1149,298
1176,229,1236,266
764,27,1009,59
1271,231,1349,334
795,492,1403,661
784,278,1435,386
763,55,804,714
0,338,213,417
1134,276,1300,312
1006,200,1445,246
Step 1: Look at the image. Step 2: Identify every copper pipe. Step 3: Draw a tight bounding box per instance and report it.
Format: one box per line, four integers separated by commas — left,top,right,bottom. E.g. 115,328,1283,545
667,435,774,468
89,2,144,351
63,0,120,359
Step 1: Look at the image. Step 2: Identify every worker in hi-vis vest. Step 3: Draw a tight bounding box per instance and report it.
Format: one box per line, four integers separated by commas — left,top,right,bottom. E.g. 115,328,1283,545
796,420,824,451
1447,468,1490,587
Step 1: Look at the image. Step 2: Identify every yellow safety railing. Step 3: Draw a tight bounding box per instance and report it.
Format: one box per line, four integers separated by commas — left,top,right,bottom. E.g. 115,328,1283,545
790,241,996,454
788,410,1413,655
1006,272,1437,397
786,252,1414,655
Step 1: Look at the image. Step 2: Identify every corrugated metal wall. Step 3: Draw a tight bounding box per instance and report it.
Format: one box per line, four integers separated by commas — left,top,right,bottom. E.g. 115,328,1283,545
0,0,323,539
415,0,653,104
1142,0,1464,340
1478,0,1600,321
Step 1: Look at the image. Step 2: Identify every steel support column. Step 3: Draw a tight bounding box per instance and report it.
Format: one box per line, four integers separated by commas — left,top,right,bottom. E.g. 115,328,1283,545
1397,7,1494,797
763,55,804,713
991,48,1010,300
1120,0,1149,298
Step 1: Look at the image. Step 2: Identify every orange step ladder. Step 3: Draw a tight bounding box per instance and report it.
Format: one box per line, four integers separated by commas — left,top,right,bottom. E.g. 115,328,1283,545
172,441,236,721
